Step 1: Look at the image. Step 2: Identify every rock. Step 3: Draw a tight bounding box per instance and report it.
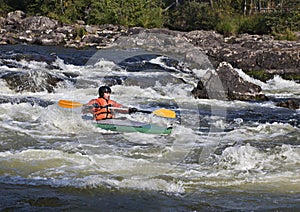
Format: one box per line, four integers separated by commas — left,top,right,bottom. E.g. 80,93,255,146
1,71,71,93
0,10,299,97
185,31,300,81
0,17,5,28
6,10,25,25
81,34,103,44
0,96,53,107
21,16,58,32
276,100,299,110
85,25,98,34
192,62,268,101
3,11,25,32
184,30,223,48
33,33,66,46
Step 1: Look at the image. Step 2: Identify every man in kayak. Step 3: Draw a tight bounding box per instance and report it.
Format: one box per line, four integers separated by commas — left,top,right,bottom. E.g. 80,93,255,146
82,86,138,120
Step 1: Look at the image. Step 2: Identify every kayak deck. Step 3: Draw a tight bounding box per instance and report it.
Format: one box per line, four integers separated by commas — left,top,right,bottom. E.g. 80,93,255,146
95,118,172,135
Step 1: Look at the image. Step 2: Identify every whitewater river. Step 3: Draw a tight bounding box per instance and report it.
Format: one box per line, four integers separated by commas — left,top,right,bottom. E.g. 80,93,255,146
0,33,300,211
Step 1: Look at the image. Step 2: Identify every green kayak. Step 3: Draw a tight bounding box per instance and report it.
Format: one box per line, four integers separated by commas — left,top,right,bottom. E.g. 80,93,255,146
95,118,172,135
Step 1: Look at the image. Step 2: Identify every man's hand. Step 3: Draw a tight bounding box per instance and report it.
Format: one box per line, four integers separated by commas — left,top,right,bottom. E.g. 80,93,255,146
128,107,138,114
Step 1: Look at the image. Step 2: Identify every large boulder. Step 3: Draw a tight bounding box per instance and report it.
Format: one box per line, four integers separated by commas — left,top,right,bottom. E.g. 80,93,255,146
21,16,58,32
191,62,268,101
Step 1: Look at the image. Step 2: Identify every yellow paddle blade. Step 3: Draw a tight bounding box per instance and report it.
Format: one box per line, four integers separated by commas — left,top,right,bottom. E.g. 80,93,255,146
58,100,83,108
152,108,176,119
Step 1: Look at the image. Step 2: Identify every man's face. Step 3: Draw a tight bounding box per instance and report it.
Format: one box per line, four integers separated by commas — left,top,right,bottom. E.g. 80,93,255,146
103,92,110,100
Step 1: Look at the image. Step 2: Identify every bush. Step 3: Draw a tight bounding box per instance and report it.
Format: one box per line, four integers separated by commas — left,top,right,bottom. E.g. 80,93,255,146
216,18,237,36
272,29,298,41
166,1,217,31
265,10,300,37
238,15,270,35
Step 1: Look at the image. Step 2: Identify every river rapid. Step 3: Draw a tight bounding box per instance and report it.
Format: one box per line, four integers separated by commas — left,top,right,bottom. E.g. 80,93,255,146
0,33,300,211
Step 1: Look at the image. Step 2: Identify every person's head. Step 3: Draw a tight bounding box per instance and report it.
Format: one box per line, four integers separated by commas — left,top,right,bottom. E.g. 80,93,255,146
98,86,111,99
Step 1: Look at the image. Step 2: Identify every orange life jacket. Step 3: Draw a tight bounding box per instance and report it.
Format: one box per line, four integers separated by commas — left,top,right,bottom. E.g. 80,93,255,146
86,98,115,120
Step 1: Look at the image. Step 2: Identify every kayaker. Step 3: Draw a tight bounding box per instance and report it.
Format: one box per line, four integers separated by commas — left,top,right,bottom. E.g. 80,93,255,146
82,85,138,120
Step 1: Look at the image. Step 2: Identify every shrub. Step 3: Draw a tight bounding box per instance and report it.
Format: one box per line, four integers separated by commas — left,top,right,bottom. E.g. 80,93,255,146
216,17,238,36
272,29,298,41
238,15,270,35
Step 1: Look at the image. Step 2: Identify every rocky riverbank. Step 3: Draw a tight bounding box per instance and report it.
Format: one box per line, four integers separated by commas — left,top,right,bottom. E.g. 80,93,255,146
0,11,299,107
1,11,299,80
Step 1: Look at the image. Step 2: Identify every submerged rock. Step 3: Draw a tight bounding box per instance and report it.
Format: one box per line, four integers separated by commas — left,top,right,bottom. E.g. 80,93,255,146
276,100,299,110
1,70,75,93
0,95,53,107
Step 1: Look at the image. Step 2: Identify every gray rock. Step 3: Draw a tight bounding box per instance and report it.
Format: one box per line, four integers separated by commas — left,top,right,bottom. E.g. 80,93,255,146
185,31,300,79
21,16,58,32
6,10,25,25
192,62,268,101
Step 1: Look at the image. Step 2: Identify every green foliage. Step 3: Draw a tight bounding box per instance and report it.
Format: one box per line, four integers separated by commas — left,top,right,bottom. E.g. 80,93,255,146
0,1,12,17
166,1,217,31
0,0,299,40
272,29,298,41
216,17,238,36
264,10,300,35
246,70,300,82
245,70,274,82
86,0,164,28
74,26,87,40
87,0,118,25
238,15,270,35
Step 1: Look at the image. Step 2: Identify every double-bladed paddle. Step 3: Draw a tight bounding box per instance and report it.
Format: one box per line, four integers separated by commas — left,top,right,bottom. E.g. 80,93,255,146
58,100,176,118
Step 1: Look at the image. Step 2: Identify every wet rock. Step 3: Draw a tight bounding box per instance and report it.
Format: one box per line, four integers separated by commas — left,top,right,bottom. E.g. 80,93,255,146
0,96,54,107
1,71,72,93
192,62,268,101
0,52,60,70
102,76,127,87
276,100,299,110
124,75,184,88
102,74,184,89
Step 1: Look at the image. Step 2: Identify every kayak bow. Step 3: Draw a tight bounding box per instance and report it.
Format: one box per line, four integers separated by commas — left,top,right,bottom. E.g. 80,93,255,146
95,118,172,135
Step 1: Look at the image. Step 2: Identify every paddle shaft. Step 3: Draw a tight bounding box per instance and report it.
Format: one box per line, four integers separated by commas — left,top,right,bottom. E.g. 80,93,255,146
94,106,152,114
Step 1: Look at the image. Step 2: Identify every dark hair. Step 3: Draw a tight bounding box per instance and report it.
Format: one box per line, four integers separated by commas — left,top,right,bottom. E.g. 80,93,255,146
98,86,111,97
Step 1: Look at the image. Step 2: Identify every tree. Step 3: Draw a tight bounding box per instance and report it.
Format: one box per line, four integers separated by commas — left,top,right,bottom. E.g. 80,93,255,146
87,0,164,28
0,1,11,17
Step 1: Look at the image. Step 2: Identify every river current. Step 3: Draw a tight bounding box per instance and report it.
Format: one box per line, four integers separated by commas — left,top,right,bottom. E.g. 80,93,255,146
0,33,300,211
